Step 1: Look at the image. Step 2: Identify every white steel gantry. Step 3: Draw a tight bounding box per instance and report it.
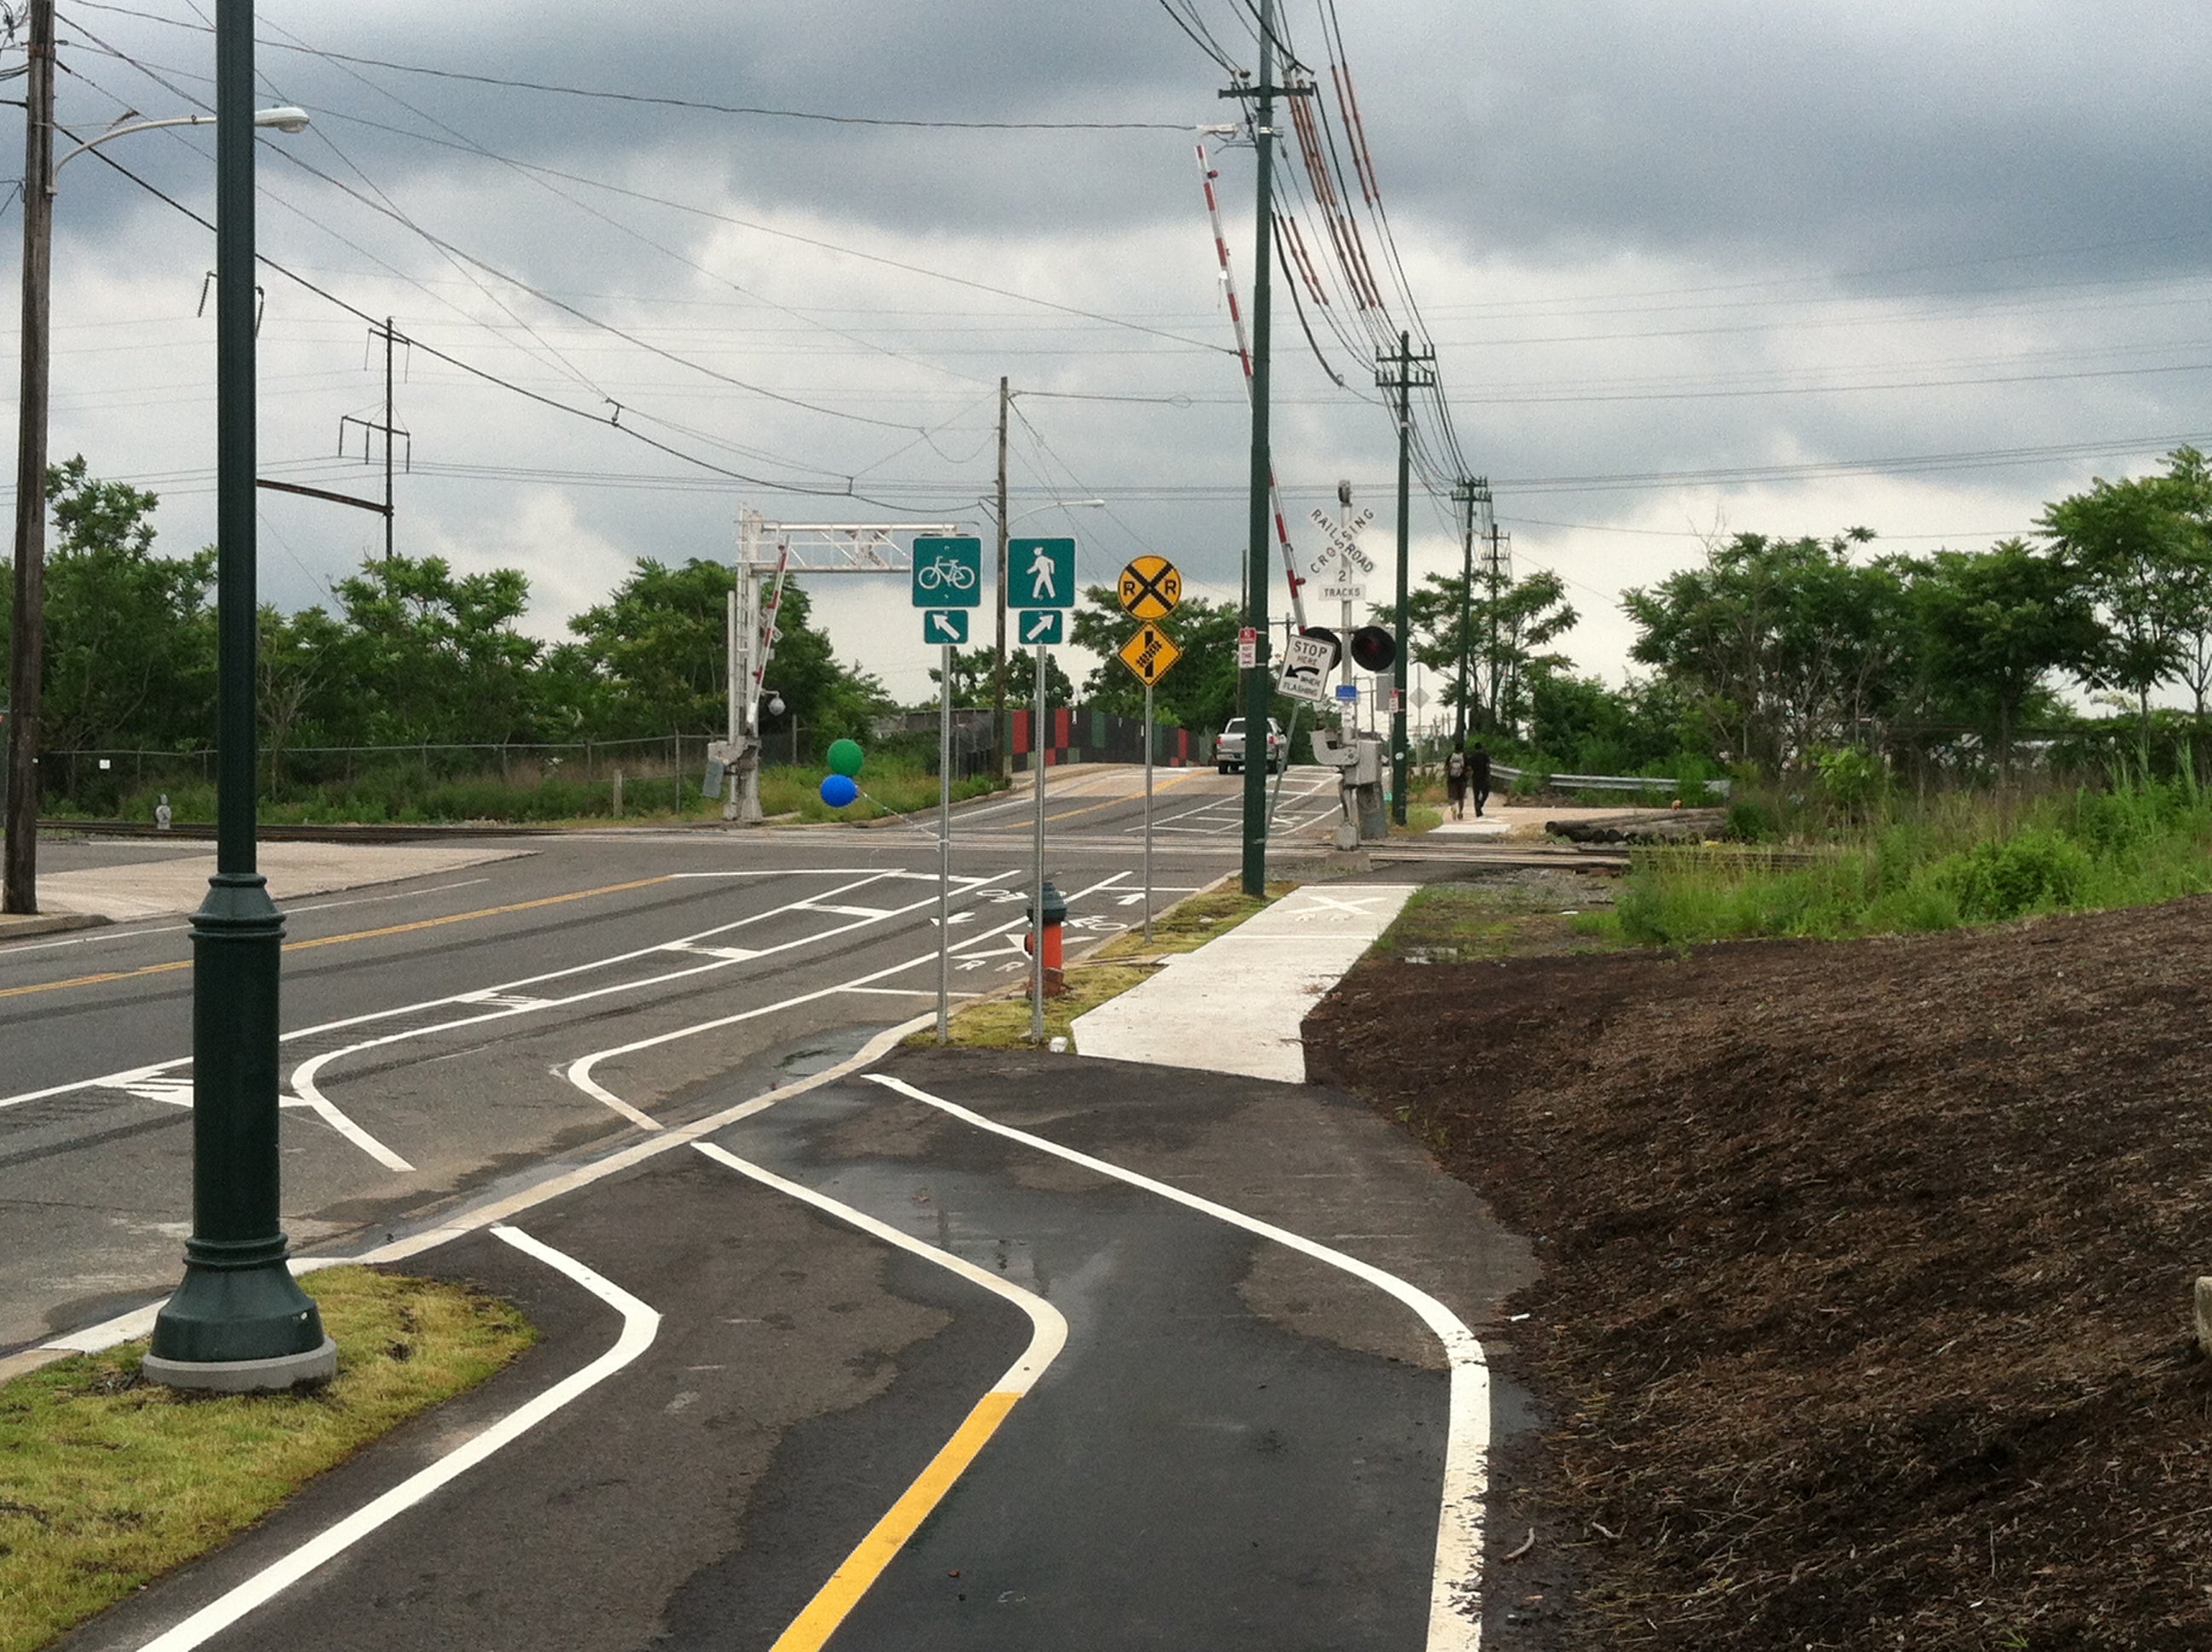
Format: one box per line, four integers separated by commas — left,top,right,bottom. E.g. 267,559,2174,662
719,510,958,823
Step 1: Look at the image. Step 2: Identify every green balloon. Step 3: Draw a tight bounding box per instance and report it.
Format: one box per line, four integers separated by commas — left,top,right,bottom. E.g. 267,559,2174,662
827,738,864,777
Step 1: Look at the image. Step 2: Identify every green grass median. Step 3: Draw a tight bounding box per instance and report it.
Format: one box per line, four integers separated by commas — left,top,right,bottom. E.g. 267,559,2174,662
0,1267,533,1652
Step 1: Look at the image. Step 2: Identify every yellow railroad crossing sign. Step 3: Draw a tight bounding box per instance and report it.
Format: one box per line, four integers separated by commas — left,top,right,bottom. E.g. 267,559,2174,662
1117,556,1182,620
1116,622,1183,687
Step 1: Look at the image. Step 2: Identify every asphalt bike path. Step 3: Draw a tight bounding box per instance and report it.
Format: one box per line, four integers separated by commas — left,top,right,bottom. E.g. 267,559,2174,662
0,814,1250,1353
59,1024,1534,1651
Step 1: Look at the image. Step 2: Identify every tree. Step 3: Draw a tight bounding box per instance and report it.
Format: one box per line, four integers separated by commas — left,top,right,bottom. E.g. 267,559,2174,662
1405,566,1576,736
38,457,215,751
932,644,1070,709
2147,447,2212,729
1624,531,1910,771
1069,587,1272,733
2040,454,2203,754
326,554,541,746
1911,540,2099,780
562,556,733,738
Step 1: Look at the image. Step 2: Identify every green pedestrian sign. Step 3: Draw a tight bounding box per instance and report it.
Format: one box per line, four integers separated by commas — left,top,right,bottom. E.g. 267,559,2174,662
922,609,969,645
1009,537,1075,608
912,536,981,608
1019,609,1064,645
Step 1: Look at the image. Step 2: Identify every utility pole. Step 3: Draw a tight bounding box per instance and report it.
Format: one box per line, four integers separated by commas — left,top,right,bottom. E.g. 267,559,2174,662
381,316,394,561
1377,330,1435,825
4,0,54,916
993,375,1010,782
1450,475,1488,745
1223,0,1308,897
144,0,332,1391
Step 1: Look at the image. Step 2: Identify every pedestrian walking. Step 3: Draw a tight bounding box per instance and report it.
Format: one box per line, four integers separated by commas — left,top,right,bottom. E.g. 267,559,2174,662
1470,742,1492,817
1445,743,1469,819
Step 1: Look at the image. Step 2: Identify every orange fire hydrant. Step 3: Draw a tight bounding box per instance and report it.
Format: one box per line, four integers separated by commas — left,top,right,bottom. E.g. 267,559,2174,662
1024,880,1069,996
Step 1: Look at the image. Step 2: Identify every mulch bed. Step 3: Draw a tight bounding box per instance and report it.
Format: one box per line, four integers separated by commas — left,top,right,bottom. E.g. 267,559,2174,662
1305,895,2212,1650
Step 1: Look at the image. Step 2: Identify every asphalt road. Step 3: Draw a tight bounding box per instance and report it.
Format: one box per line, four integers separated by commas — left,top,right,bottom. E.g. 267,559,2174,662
0,767,1348,1352
61,1044,1532,1652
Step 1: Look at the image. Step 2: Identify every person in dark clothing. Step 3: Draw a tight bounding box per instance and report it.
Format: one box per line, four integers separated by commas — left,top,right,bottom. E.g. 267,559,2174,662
1445,742,1469,818
1470,742,1492,817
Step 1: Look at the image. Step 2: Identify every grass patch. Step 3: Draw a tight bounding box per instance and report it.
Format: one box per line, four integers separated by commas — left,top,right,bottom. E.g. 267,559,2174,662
1378,883,1621,963
1087,880,1295,961
1591,771,2212,946
67,764,1009,829
913,879,1295,1049
0,1266,533,1652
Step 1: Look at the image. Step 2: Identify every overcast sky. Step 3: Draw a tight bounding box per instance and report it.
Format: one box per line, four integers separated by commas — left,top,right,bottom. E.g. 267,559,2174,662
10,1,2212,712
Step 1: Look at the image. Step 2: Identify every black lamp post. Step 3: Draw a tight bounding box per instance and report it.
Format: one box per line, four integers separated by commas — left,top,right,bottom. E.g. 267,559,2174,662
143,0,332,1390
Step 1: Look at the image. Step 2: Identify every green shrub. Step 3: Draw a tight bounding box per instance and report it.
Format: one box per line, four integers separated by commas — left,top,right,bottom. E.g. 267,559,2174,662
1725,799,1778,842
1938,829,2093,922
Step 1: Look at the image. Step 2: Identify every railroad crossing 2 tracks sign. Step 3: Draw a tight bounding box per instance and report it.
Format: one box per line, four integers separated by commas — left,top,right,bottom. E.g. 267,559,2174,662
1116,621,1183,686
1117,556,1181,620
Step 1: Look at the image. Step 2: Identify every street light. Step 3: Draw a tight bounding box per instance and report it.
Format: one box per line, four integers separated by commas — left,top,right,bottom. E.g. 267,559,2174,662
984,497,1103,782
137,8,331,1391
3,72,310,916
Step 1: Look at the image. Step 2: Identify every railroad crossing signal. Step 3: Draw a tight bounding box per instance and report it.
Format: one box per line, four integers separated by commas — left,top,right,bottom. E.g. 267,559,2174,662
1009,537,1075,608
1116,622,1183,686
911,536,982,608
1020,609,1064,645
1117,556,1182,620
922,609,968,644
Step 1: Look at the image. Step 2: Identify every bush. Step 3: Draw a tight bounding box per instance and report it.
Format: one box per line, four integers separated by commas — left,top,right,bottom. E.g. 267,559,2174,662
1725,799,1778,843
1938,829,2093,922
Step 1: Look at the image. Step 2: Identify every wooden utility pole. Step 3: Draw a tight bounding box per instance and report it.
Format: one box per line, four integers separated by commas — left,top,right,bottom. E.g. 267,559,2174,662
992,375,1010,781
4,0,55,915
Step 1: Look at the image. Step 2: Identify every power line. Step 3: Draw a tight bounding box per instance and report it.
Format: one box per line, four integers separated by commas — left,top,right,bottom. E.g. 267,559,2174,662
66,0,1193,131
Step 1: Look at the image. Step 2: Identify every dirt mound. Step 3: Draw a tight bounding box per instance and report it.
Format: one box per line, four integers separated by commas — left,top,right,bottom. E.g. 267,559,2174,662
1305,896,2212,1650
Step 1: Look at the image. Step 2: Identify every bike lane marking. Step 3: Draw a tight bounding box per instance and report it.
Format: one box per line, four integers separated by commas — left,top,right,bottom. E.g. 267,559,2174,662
866,1071,1493,1652
692,1141,1066,1652
131,1224,660,1652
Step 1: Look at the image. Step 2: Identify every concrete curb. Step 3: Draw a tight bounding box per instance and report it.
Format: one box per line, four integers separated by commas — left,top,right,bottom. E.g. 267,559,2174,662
0,911,110,943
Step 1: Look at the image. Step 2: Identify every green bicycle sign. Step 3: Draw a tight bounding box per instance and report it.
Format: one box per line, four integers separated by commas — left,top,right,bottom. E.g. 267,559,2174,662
911,537,982,608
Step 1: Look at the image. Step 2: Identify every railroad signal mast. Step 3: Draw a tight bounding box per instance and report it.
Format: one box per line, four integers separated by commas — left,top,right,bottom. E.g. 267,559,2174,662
721,512,956,823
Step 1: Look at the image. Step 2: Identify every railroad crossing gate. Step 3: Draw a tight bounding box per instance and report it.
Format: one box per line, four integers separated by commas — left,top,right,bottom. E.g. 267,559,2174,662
1116,622,1183,687
1117,556,1182,620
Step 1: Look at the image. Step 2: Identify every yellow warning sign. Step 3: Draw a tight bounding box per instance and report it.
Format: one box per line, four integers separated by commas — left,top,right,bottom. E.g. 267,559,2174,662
1117,556,1182,620
1116,622,1183,687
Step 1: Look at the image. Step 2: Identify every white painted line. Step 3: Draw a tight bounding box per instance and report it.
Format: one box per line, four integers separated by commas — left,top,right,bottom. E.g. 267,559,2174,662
38,1018,945,1361
797,903,897,920
560,916,1027,1126
0,867,983,1116
131,1224,659,1652
864,1073,1490,1652
694,1142,1064,1388
284,1079,415,1174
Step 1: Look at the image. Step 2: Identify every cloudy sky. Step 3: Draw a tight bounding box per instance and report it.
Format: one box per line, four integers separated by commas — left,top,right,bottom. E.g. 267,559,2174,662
11,1,2212,708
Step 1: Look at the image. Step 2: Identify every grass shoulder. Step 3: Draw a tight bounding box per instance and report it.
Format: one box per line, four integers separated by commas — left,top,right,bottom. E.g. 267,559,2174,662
1377,881,1622,963
0,1266,533,1652
911,879,1297,1050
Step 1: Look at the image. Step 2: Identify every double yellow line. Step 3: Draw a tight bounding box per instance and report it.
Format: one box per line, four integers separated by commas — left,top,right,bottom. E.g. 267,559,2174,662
0,875,670,1003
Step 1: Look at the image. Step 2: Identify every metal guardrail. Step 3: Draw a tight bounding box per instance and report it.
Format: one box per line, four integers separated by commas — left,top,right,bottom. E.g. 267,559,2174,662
1492,764,1731,798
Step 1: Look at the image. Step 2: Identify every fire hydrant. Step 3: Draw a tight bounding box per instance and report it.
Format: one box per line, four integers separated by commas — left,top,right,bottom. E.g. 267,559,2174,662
1024,880,1069,997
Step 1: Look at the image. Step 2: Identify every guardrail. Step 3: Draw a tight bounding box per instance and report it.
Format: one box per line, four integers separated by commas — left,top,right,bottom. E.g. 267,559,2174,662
1492,764,1732,799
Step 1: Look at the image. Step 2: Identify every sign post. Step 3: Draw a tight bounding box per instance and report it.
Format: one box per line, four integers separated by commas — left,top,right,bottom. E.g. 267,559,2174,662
914,535,981,1044
1117,558,1184,942
1012,538,1075,1044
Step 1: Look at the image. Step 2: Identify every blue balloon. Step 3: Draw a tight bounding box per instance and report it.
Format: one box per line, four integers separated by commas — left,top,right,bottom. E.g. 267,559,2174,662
818,773,860,808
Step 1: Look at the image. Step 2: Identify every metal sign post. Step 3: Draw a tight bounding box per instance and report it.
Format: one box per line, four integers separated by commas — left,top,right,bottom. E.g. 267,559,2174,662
1115,556,1183,946
936,639,952,1044
1031,639,1047,1044
1143,683,1155,941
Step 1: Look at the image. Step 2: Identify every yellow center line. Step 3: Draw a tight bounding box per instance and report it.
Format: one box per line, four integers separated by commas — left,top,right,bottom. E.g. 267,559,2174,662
0,875,672,1002
768,1389,1023,1652
1042,765,1214,824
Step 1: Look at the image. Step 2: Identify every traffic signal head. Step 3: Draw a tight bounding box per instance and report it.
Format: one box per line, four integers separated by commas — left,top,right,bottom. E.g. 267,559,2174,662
1349,625,1396,672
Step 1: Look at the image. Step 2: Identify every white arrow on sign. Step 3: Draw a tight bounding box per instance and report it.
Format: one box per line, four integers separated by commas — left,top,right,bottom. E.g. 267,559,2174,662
924,612,963,643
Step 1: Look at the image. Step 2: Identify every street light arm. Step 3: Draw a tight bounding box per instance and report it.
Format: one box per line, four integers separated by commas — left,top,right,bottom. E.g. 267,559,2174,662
52,106,308,178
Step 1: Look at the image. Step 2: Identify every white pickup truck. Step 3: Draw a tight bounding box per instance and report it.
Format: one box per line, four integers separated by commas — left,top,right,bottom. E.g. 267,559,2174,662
1216,716,1285,775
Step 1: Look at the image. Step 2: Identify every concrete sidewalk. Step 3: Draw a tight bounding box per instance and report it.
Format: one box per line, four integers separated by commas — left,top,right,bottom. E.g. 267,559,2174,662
31,841,533,922
1069,882,1415,1082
